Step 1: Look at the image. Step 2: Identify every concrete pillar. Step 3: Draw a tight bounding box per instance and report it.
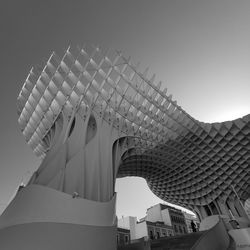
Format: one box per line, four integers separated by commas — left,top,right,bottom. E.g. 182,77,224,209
193,206,202,222
227,199,240,217
234,199,250,220
213,200,222,215
217,199,231,217
198,206,208,219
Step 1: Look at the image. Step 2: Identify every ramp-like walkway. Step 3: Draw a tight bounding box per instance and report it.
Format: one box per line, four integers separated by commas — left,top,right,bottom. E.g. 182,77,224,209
150,232,204,250
118,232,205,250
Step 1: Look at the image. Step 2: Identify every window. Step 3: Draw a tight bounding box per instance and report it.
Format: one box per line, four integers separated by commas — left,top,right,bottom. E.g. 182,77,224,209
125,235,129,244
156,232,160,239
150,230,154,240
174,225,178,232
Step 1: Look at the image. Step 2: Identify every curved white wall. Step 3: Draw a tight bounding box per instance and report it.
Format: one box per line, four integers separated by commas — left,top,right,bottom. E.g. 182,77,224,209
199,215,220,231
0,184,116,229
0,222,116,250
229,228,250,250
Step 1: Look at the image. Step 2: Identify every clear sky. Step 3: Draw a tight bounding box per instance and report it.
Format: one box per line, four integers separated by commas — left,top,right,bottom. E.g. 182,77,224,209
0,0,250,219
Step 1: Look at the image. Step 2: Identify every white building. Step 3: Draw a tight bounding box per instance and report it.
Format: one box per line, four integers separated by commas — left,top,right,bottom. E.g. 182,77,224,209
118,216,174,241
118,216,137,240
117,227,130,246
146,204,188,235
183,212,200,233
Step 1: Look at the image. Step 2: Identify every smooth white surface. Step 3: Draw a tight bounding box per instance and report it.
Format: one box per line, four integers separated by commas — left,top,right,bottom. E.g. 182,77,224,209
146,204,163,223
0,184,116,229
161,209,172,226
199,215,220,231
0,222,116,250
229,228,250,250
135,221,148,239
118,216,137,240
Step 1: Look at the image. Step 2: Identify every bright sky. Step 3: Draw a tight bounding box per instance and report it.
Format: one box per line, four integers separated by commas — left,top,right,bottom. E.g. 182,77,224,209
0,0,250,219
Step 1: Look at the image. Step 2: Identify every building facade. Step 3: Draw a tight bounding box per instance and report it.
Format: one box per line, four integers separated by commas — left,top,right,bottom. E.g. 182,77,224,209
118,216,174,241
146,204,188,235
146,221,174,239
168,206,188,235
183,211,200,233
117,227,130,246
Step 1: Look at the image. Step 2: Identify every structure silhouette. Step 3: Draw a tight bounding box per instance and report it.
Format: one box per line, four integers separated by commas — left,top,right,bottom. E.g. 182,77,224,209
1,45,249,249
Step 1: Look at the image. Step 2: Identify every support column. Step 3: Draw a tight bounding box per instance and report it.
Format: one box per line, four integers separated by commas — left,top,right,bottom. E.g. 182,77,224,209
193,206,202,222
213,199,222,215
217,199,231,217
227,199,240,217
198,206,208,219
234,199,250,220
0,111,122,250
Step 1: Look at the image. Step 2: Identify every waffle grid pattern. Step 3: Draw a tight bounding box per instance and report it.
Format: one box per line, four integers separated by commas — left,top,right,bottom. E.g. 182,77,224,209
17,45,250,212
